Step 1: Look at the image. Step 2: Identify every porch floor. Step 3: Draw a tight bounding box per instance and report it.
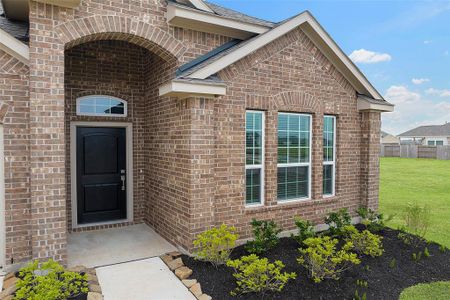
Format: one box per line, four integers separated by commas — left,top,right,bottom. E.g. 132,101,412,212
67,224,177,268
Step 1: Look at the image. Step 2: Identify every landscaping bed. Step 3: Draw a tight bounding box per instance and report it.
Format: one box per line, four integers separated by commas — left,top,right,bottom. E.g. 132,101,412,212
182,226,450,300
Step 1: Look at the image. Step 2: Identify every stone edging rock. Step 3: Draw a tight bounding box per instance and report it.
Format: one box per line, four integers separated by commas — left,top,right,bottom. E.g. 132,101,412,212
0,266,104,300
161,252,212,300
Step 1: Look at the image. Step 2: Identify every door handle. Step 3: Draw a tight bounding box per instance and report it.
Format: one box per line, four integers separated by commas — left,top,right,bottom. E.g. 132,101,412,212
121,175,126,191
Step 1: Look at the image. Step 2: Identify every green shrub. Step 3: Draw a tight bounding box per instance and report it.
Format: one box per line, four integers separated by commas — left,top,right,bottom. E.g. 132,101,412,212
226,254,296,296
325,208,352,236
404,202,430,241
389,258,397,269
193,224,239,267
357,206,394,233
347,229,384,257
14,259,88,300
292,217,315,245
297,236,361,283
424,247,430,258
245,219,281,254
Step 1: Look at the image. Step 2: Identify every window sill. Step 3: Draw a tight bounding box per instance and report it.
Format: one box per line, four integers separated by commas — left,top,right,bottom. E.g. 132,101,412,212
277,198,311,205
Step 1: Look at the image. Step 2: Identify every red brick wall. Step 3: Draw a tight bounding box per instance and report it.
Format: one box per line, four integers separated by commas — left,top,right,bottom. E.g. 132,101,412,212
5,0,382,264
207,27,380,240
0,50,31,265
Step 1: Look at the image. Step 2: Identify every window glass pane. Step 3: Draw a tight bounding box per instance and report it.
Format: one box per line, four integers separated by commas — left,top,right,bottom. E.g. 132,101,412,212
427,141,434,146
77,96,126,116
246,168,261,205
323,165,333,195
277,166,309,201
323,116,335,162
278,114,310,164
436,141,444,146
246,111,263,166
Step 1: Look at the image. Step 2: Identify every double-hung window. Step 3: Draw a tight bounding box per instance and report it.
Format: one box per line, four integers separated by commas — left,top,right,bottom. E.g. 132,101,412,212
245,111,264,205
323,115,336,197
277,113,311,202
427,140,444,146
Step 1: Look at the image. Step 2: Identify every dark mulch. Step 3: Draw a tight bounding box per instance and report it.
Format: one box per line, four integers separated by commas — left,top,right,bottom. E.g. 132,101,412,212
182,226,450,300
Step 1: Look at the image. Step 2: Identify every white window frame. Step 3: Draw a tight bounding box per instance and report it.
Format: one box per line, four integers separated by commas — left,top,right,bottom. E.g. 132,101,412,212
323,115,336,198
76,95,128,117
277,112,312,203
427,139,444,146
245,110,265,207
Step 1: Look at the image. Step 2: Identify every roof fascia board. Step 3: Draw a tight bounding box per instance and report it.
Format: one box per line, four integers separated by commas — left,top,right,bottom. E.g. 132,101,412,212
187,11,384,100
187,0,214,13
357,96,394,112
0,28,29,64
33,0,81,8
167,4,269,39
159,80,227,98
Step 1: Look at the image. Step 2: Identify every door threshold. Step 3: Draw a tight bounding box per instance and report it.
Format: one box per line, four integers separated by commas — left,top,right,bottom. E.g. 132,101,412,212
72,219,131,230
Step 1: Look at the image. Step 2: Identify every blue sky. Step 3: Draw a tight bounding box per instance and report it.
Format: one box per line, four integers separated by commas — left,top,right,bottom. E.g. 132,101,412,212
211,0,450,135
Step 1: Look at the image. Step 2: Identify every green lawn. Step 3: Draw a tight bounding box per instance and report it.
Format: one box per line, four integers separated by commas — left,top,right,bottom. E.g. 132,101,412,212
400,282,450,300
379,157,450,248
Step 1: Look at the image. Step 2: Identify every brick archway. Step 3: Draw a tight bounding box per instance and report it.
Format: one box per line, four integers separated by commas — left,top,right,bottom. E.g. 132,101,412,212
55,15,187,63
271,91,321,113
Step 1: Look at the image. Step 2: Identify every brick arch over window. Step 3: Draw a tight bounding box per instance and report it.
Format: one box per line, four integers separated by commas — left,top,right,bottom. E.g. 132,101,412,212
55,16,187,63
270,91,321,113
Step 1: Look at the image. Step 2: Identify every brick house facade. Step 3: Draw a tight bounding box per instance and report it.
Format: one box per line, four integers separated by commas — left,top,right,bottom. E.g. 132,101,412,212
0,0,393,269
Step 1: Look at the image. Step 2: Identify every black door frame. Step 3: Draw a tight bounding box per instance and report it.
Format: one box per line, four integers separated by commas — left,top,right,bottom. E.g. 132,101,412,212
70,122,133,228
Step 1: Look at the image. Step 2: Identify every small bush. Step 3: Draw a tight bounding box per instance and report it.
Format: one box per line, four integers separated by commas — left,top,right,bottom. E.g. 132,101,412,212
14,259,88,300
357,206,394,233
245,219,281,254
325,208,352,236
297,236,360,283
424,247,430,258
292,217,315,245
193,224,239,267
347,229,384,257
226,254,296,296
389,258,397,269
404,202,430,241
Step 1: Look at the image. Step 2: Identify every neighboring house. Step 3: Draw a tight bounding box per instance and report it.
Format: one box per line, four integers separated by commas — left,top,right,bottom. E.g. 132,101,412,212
398,123,450,146
0,0,393,268
381,131,400,145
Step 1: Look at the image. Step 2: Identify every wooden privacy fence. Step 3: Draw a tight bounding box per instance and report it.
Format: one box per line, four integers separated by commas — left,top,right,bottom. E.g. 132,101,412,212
381,145,450,160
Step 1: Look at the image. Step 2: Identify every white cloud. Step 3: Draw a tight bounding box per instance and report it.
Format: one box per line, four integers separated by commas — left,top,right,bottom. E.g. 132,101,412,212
423,40,433,44
382,85,450,135
349,49,392,64
425,88,450,97
411,78,430,85
445,50,449,56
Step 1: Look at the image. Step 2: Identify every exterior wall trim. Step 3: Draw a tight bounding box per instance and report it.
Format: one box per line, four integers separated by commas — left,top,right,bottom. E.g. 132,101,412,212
357,96,394,112
167,3,269,39
0,28,29,64
70,121,134,229
159,80,227,98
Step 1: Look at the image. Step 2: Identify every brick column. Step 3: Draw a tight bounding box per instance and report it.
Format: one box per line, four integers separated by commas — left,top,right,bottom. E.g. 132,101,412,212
184,97,216,248
360,111,381,211
29,1,67,262
312,112,324,200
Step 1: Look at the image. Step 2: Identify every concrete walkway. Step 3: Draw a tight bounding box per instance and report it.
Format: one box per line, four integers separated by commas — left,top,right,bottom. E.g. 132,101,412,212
96,257,195,300
68,224,177,267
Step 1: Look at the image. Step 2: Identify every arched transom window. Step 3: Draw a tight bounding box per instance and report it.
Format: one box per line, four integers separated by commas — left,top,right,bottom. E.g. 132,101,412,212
76,95,127,117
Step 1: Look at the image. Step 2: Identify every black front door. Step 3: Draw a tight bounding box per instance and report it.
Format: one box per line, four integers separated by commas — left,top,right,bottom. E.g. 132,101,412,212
76,127,127,224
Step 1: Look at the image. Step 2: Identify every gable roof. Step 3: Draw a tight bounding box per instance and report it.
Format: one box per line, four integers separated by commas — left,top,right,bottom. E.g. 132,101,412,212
399,123,450,137
180,10,385,101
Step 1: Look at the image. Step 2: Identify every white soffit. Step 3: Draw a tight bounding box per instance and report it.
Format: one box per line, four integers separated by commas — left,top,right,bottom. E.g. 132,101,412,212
186,11,384,100
167,3,270,40
0,28,29,64
357,96,394,112
159,80,227,98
